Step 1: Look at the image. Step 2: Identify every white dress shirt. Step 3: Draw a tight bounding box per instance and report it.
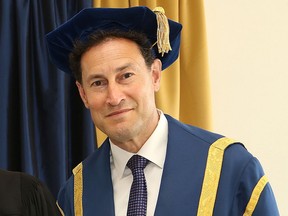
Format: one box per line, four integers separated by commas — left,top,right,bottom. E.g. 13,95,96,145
110,110,168,216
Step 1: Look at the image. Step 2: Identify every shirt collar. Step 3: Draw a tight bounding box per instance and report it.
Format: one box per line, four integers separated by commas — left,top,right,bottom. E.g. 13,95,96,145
110,110,168,178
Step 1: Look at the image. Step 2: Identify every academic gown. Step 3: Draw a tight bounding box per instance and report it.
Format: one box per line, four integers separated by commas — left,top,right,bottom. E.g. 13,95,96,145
0,169,61,216
57,114,279,216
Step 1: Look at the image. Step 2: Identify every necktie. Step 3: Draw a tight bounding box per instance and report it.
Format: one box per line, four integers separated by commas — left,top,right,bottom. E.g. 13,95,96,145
127,155,149,216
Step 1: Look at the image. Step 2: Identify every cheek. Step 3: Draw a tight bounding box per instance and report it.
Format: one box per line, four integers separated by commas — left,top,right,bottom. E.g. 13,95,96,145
133,85,155,105
86,93,105,110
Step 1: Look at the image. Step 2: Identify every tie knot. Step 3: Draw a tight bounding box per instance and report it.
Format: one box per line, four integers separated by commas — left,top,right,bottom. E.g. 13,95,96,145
127,155,148,172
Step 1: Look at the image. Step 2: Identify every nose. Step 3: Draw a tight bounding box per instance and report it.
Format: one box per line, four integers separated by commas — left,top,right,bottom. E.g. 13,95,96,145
106,82,125,106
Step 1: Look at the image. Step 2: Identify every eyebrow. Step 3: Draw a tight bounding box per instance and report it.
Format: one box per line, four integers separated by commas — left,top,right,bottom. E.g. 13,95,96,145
85,63,135,82
115,63,133,72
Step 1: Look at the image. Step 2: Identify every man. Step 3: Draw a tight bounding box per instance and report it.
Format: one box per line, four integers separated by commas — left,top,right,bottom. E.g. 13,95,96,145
0,169,61,216
46,6,279,216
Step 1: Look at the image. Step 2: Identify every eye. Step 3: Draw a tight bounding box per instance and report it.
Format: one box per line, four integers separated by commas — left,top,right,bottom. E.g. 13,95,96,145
94,80,102,86
122,72,134,79
91,79,107,87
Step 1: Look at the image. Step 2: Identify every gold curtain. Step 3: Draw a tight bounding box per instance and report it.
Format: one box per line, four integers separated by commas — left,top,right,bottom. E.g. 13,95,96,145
93,0,211,145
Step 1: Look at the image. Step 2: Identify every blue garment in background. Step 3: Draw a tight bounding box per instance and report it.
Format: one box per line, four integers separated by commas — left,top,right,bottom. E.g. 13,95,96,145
0,0,95,197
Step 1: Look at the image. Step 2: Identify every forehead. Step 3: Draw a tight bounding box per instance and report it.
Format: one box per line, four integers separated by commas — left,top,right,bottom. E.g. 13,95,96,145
80,38,146,74
83,37,142,60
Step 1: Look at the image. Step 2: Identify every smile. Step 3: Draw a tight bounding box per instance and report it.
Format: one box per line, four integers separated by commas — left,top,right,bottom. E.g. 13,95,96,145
106,108,133,117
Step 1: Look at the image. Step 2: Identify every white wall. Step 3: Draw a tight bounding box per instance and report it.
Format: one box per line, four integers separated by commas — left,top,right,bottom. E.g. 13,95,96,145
204,1,288,215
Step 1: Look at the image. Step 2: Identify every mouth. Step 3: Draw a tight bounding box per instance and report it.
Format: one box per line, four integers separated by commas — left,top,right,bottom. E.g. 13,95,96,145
106,108,133,117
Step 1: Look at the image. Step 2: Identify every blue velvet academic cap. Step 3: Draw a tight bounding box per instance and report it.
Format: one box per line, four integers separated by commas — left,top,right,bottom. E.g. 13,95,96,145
45,6,182,75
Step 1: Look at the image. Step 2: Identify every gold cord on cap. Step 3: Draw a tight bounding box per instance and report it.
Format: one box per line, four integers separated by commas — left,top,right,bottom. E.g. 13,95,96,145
153,7,172,56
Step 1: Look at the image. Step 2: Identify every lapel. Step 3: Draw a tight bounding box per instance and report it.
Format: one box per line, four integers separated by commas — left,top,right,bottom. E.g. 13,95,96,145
154,115,220,215
82,139,115,216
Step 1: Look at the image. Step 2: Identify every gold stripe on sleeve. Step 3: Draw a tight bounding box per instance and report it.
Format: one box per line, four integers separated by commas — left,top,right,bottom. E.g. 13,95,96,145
197,137,236,216
73,162,83,216
243,175,268,216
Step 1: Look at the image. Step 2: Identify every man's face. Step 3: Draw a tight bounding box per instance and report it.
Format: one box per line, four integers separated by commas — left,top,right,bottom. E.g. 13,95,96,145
76,38,162,148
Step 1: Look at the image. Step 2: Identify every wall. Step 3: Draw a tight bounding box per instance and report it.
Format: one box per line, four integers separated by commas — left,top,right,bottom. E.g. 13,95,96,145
204,0,288,214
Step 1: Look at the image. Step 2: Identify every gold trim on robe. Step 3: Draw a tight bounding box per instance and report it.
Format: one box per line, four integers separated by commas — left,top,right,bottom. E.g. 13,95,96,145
56,201,65,216
73,162,83,216
197,137,236,216
243,175,268,216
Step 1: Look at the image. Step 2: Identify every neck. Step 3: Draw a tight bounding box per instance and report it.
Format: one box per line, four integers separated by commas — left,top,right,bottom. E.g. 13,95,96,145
111,110,160,153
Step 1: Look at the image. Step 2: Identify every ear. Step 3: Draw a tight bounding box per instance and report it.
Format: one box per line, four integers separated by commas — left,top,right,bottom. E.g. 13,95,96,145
76,81,89,108
151,59,162,92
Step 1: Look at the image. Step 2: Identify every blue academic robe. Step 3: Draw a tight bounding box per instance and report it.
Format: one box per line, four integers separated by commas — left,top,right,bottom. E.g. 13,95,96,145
57,114,279,215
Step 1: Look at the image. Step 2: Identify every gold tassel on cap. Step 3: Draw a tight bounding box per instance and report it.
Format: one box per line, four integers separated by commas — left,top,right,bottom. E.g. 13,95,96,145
153,7,172,56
